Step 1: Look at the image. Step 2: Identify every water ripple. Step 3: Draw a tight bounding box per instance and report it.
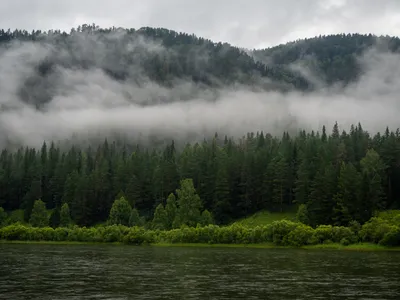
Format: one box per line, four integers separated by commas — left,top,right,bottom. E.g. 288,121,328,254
0,244,399,299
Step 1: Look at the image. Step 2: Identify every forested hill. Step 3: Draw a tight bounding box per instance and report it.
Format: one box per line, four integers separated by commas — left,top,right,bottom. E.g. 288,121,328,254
253,33,400,85
0,24,309,100
1,24,400,104
1,25,400,231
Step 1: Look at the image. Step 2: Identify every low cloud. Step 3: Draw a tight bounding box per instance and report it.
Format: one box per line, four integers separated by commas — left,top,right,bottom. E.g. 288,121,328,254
0,30,399,148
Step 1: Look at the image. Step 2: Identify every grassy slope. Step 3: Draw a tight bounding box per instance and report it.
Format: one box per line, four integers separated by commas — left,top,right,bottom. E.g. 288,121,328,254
232,210,297,227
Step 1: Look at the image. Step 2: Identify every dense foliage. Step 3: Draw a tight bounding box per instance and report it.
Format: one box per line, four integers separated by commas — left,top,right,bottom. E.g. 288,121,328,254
0,123,400,228
1,211,399,246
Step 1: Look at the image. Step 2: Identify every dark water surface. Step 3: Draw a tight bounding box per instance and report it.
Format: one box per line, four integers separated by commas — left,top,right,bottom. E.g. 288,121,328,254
1,244,400,299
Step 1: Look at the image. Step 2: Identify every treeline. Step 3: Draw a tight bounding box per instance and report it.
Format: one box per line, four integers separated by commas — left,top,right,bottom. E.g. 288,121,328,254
1,123,400,227
0,178,213,230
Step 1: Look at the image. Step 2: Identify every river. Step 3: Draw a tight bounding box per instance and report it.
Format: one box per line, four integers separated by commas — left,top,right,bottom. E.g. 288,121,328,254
0,244,399,299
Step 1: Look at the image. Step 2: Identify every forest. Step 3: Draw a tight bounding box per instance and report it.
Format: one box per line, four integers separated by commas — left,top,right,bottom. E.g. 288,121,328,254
0,122,399,228
0,25,400,246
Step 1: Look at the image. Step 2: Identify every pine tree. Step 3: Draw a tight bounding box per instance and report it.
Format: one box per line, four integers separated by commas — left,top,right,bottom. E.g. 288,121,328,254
332,162,361,225
212,165,232,224
174,179,203,227
152,203,168,230
165,193,177,229
307,164,337,226
359,149,386,221
129,208,144,227
108,196,132,226
29,199,49,227
200,209,214,226
60,203,72,227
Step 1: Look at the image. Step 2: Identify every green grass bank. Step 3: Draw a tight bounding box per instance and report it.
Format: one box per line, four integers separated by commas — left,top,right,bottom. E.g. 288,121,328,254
1,210,399,249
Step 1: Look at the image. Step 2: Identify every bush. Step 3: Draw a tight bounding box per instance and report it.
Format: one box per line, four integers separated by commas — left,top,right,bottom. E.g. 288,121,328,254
0,216,399,248
311,225,333,244
123,227,149,245
54,227,70,241
285,224,314,246
0,224,28,240
340,238,350,246
377,210,400,224
332,226,357,244
101,225,125,242
359,217,393,243
379,226,400,246
348,220,361,235
267,220,300,245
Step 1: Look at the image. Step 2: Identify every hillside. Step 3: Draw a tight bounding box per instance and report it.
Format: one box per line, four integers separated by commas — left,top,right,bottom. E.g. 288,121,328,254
253,33,400,85
1,25,399,112
0,24,308,111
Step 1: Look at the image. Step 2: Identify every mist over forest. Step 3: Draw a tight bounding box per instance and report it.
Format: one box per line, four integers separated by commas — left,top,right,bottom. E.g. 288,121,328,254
1,23,400,233
0,25,400,148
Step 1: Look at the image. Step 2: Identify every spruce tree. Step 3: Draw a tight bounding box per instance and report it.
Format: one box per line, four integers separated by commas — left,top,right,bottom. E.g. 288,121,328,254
29,199,49,227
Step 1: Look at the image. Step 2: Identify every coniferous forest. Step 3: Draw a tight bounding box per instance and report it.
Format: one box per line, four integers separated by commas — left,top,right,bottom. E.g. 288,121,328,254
1,25,400,247
0,123,399,227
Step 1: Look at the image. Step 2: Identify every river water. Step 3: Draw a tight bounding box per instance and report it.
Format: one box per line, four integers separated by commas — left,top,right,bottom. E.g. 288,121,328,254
0,244,399,299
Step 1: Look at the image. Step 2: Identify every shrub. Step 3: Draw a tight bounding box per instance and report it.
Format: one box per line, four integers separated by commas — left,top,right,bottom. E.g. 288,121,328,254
267,220,300,245
332,226,357,244
101,225,125,243
359,217,393,243
54,227,70,241
348,220,361,235
379,226,400,246
123,227,148,245
284,224,314,246
311,225,333,244
0,224,29,240
340,238,350,246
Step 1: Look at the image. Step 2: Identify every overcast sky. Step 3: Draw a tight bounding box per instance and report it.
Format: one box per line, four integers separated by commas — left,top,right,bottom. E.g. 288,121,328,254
1,0,400,49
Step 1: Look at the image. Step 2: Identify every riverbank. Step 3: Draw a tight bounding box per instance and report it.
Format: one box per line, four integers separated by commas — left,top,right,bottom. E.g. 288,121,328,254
2,240,400,251
1,219,399,249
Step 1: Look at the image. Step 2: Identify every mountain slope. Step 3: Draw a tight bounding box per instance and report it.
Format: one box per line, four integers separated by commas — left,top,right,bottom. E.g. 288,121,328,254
2,25,399,111
253,33,400,85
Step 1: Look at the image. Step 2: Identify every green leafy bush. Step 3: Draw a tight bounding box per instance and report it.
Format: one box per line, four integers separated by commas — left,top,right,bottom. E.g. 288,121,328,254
331,226,357,244
311,225,333,244
285,224,314,246
0,217,398,247
379,226,400,246
359,217,393,243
